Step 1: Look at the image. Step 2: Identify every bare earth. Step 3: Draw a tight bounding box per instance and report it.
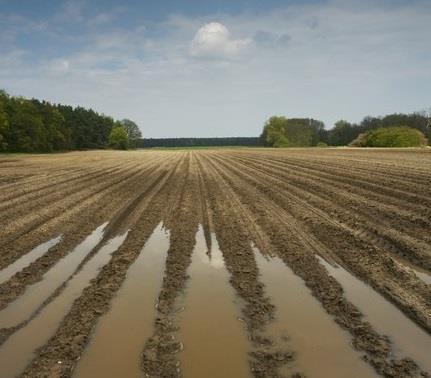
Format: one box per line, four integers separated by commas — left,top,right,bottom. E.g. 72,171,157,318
0,148,430,378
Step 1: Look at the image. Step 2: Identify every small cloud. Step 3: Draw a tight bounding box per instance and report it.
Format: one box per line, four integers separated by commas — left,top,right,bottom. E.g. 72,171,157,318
190,22,251,60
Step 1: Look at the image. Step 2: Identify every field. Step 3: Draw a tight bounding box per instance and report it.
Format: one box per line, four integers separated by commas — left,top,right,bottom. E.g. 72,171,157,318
0,148,430,378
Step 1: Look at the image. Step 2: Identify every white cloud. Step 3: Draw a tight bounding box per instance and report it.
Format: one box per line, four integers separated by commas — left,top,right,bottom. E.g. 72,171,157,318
190,22,251,59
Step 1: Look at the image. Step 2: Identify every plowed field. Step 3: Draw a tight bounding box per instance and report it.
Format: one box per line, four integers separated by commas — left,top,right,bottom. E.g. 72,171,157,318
0,148,430,378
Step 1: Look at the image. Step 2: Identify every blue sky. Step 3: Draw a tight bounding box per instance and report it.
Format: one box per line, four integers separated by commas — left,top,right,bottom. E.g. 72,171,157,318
1,0,430,137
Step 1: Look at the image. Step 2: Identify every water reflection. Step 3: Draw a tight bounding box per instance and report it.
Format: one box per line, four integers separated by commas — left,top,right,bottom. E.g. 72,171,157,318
317,255,431,373
254,248,377,378
178,226,250,378
0,232,128,378
74,223,169,378
0,236,62,285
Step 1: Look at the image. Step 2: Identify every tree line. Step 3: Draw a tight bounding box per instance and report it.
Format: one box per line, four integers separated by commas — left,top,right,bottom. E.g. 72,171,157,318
0,90,141,152
1,89,429,152
261,113,430,147
138,137,261,148
326,113,430,146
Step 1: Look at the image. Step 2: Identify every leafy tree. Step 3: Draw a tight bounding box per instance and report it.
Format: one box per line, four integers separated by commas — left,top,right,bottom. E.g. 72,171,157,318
0,91,9,151
31,100,68,151
328,120,356,146
109,126,128,150
6,97,45,152
284,119,312,146
349,126,428,147
120,119,142,147
263,116,290,147
261,116,325,147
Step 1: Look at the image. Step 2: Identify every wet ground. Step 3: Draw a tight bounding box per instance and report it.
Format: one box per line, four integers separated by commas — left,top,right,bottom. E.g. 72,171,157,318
255,249,376,377
317,256,431,372
0,236,62,285
0,149,430,377
177,228,250,378
74,223,169,378
0,231,128,377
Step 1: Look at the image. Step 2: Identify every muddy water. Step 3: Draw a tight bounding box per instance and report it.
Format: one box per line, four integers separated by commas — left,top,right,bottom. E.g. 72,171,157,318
0,232,128,378
0,223,107,329
178,227,250,378
412,267,431,285
74,223,169,378
0,236,62,285
392,256,431,285
317,256,431,373
254,249,376,378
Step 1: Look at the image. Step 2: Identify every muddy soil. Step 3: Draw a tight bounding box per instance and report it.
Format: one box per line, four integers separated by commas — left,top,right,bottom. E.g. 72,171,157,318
0,148,430,378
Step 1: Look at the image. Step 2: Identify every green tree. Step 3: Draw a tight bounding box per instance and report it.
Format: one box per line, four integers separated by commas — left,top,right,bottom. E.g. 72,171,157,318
261,116,325,147
120,119,142,148
261,116,290,147
284,119,313,146
31,100,68,151
328,120,356,146
6,97,45,152
0,91,9,151
109,126,128,150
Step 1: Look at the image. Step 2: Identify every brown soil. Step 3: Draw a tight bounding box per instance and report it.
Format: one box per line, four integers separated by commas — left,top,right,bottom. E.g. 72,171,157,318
0,148,429,378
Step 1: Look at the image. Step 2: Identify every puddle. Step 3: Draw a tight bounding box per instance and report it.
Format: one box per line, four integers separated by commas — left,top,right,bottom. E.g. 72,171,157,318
0,232,128,378
74,223,169,378
317,256,431,373
177,227,250,378
0,236,62,285
391,256,431,285
254,249,376,378
412,268,431,285
0,223,107,329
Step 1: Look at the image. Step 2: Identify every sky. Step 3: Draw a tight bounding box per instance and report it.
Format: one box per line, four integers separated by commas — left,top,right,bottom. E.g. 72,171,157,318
1,0,430,137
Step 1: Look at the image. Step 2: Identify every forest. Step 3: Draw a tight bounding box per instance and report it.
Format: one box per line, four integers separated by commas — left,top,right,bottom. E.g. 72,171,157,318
0,90,140,152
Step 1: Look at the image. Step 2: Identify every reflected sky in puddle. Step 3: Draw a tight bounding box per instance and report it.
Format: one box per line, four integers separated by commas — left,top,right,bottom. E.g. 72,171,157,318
0,232,128,378
0,223,107,329
74,223,169,378
317,255,431,373
178,226,250,378
254,248,377,378
0,235,62,285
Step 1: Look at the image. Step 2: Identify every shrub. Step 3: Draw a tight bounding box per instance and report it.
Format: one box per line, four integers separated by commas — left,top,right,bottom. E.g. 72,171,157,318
109,126,129,150
349,127,428,147
349,133,368,147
